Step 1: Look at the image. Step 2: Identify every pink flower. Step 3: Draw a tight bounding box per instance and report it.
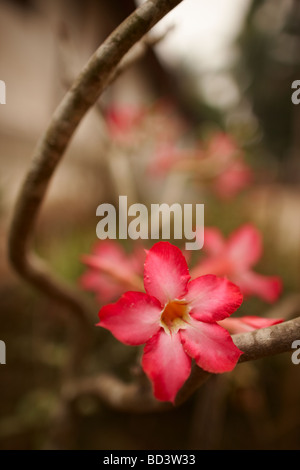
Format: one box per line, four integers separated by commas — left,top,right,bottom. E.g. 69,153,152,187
148,143,198,176
147,131,252,199
204,133,252,199
97,242,243,403
145,99,188,144
213,159,253,200
191,224,282,303
219,316,283,335
206,132,240,160
80,240,145,303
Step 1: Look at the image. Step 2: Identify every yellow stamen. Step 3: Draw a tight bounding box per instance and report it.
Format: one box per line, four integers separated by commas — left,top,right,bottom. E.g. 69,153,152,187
160,300,190,334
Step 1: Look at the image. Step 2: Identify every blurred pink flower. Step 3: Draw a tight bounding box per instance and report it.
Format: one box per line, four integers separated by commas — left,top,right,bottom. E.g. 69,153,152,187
219,315,283,334
97,241,243,403
147,131,252,199
145,99,189,144
148,143,197,176
202,132,253,199
213,159,253,199
80,240,145,303
205,132,240,161
105,105,145,144
191,224,282,303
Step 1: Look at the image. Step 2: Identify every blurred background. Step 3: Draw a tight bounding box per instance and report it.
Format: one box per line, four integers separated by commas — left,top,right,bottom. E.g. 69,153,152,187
0,0,300,450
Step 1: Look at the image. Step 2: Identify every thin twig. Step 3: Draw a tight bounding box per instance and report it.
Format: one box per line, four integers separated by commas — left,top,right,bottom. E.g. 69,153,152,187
107,24,176,86
64,374,171,413
59,23,174,94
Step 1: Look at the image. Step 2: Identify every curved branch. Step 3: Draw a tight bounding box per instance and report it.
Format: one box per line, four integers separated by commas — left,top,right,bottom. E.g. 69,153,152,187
7,0,183,369
64,374,171,413
64,316,300,411
176,316,300,405
233,315,300,362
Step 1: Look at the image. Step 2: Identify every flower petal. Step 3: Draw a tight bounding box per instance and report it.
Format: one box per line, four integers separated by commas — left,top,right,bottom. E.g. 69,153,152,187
144,242,190,306
97,291,162,345
80,270,102,292
105,105,144,143
92,239,126,259
82,240,136,279
227,224,262,269
203,227,226,256
186,275,243,323
148,143,183,176
142,330,191,403
207,132,240,161
81,240,144,293
219,316,283,334
213,160,252,200
190,256,233,278
180,319,242,373
79,270,126,303
129,244,146,274
235,271,282,302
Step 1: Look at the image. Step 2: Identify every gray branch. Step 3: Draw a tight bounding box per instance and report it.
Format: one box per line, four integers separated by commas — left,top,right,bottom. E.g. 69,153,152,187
65,315,300,411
